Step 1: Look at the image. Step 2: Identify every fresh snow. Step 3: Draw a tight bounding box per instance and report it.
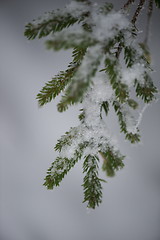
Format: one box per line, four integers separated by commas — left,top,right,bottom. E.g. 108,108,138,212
44,0,153,172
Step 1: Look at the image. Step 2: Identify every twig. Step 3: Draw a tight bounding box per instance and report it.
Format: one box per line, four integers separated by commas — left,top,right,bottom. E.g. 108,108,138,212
116,0,147,59
123,0,135,10
144,0,153,44
131,0,146,25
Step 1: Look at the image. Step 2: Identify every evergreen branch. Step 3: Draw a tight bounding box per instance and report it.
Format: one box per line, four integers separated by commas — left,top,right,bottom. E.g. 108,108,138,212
25,14,79,40
82,155,103,209
105,57,129,102
45,32,94,51
37,47,87,106
25,0,159,208
135,73,158,103
113,100,141,143
78,109,85,123
127,99,139,109
114,30,125,59
72,46,87,63
54,127,79,152
36,68,75,107
100,148,125,177
124,46,137,67
124,44,150,67
100,101,109,118
24,0,92,40
44,140,88,189
131,0,146,25
44,156,78,189
57,45,102,112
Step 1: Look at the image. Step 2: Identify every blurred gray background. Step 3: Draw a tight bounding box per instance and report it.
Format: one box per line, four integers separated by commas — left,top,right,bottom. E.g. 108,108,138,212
0,0,160,240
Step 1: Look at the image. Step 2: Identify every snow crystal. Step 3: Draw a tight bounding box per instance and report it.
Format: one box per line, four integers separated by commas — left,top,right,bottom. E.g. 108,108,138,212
76,44,102,81
121,63,145,87
48,1,152,163
89,73,113,103
125,112,137,133
134,104,149,131
121,102,149,134
52,24,90,46
66,1,90,18
91,11,129,42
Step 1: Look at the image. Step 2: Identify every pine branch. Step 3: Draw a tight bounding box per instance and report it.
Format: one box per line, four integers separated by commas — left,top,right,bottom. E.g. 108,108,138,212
25,14,78,40
100,148,125,177
113,100,141,143
100,101,109,118
25,0,159,208
105,57,129,103
24,0,91,40
44,156,78,189
135,73,158,103
57,45,103,112
131,0,146,25
82,155,103,209
45,32,94,51
37,46,87,106
124,46,137,67
44,135,89,189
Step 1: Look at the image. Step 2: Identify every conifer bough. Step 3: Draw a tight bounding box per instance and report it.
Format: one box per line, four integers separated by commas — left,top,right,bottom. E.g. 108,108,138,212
25,0,159,209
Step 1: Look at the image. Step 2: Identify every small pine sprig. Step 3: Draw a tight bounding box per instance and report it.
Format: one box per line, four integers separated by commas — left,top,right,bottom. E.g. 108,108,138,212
113,100,140,143
37,46,87,106
24,15,78,40
24,0,91,40
82,155,103,209
104,57,129,103
135,73,158,103
44,127,89,189
57,45,103,112
100,149,125,177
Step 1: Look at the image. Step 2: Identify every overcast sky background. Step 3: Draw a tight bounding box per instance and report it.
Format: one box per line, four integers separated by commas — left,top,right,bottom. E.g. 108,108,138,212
0,1,160,240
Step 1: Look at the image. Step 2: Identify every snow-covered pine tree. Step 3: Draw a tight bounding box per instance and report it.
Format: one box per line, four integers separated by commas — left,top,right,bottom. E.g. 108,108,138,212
25,0,159,209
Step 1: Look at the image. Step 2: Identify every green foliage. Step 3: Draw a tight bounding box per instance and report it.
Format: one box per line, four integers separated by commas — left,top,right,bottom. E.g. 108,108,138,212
37,46,87,106
44,127,89,189
104,57,129,103
113,101,140,143
124,46,137,67
100,101,109,118
57,45,103,112
101,149,125,177
25,0,158,208
24,1,90,40
135,74,158,103
25,15,78,40
82,155,103,209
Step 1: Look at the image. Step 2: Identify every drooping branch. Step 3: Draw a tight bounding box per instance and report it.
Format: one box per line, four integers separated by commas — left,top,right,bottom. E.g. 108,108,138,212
24,0,158,209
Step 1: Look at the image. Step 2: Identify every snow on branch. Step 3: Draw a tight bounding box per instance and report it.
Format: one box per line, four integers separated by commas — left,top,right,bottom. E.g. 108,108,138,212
25,0,158,208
